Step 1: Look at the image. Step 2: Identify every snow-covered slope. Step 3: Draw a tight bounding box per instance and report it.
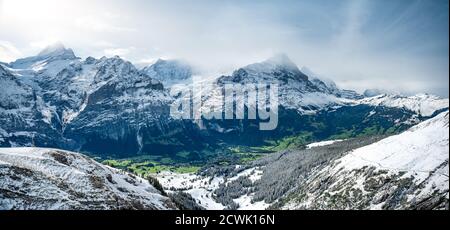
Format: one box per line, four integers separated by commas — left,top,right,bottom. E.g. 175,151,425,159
0,147,176,210
1,45,185,155
156,171,226,210
154,166,267,210
208,54,352,114
282,111,449,210
357,94,449,117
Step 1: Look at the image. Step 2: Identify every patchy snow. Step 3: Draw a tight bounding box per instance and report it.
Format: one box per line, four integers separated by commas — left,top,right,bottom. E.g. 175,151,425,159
187,187,225,210
0,147,175,210
154,166,267,210
233,194,270,210
227,167,261,183
229,167,270,210
155,171,225,210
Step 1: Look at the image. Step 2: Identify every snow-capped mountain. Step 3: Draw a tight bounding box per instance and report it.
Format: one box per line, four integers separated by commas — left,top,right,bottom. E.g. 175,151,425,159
212,54,367,114
9,43,78,75
142,59,192,86
0,147,176,210
1,46,448,158
198,54,447,144
281,111,449,210
0,45,205,156
60,56,184,155
37,55,167,127
215,54,346,113
1,45,449,210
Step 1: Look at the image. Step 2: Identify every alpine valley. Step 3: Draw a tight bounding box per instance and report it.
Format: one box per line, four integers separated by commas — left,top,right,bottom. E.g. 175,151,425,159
0,44,448,210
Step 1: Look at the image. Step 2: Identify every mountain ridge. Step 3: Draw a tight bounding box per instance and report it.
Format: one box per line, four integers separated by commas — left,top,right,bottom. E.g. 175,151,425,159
0,147,176,210
1,45,448,158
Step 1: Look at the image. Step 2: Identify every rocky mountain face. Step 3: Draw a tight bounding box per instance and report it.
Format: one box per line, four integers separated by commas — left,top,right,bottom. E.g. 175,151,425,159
0,147,176,210
0,46,448,159
9,42,78,70
0,45,206,157
0,64,66,149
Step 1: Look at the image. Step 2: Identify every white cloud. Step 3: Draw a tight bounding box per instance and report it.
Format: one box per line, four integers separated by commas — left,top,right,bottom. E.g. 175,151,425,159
103,47,135,57
75,16,136,33
29,38,62,49
93,41,116,48
0,40,22,62
0,0,447,96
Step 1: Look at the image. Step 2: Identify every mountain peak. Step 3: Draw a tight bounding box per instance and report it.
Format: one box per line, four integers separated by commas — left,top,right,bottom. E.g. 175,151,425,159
266,53,295,66
153,58,167,65
241,53,300,75
262,53,300,71
143,58,192,85
151,58,189,67
37,42,76,59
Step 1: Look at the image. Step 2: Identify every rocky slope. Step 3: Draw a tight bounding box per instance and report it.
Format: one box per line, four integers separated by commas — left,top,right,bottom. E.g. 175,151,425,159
0,147,176,210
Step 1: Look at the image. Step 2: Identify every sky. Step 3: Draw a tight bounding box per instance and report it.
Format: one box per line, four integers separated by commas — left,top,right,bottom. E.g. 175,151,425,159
0,0,448,96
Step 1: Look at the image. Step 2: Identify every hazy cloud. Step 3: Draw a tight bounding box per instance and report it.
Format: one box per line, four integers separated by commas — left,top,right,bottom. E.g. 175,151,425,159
103,47,136,57
74,16,136,33
0,0,448,96
0,40,22,62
